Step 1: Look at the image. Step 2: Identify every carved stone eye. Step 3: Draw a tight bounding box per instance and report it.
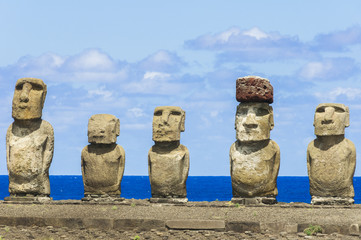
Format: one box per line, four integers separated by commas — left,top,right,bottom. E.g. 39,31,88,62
15,84,23,90
237,108,248,115
316,107,325,113
31,84,43,91
154,110,162,116
256,108,269,116
171,111,181,116
334,107,345,113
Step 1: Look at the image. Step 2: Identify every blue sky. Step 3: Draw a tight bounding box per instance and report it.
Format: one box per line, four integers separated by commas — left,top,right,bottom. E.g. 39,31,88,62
1,1,361,176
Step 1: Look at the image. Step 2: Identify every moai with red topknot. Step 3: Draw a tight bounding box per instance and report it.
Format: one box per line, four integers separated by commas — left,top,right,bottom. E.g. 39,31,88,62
230,76,280,205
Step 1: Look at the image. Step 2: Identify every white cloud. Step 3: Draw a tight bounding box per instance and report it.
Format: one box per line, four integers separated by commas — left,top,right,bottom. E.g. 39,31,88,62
298,58,359,81
87,86,113,100
65,49,116,71
127,108,146,118
313,25,361,51
185,27,314,62
143,71,170,80
299,62,333,79
243,27,268,40
138,50,186,72
314,87,361,102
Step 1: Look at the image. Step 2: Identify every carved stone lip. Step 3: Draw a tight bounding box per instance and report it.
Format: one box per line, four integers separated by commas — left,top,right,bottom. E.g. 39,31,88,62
321,120,334,124
18,104,28,109
92,136,105,139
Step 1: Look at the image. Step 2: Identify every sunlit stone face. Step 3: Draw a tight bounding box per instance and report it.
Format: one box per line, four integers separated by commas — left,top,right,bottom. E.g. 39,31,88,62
152,106,185,142
88,114,120,144
12,78,47,120
235,102,274,142
314,103,349,136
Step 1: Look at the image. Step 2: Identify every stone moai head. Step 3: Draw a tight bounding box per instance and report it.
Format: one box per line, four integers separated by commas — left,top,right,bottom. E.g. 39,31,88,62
88,114,120,144
235,103,274,141
12,78,47,120
235,76,274,142
313,103,349,136
152,106,185,142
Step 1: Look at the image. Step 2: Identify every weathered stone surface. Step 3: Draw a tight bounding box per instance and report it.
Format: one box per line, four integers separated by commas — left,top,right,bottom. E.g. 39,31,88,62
6,78,54,197
81,114,125,197
149,197,188,204
113,219,165,231
88,114,120,144
236,76,273,103
166,220,225,230
311,196,354,205
152,106,185,142
149,106,189,199
225,221,261,233
235,102,274,142
231,197,277,205
260,222,298,233
349,224,359,236
230,102,280,199
307,103,355,203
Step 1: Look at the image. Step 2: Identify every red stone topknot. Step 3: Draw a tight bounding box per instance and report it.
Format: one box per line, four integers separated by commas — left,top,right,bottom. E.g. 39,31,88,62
236,76,273,103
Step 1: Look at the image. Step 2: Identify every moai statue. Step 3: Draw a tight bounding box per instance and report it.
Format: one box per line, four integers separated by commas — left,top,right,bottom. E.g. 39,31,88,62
81,114,125,201
6,78,54,201
307,103,356,205
148,106,189,203
230,76,280,205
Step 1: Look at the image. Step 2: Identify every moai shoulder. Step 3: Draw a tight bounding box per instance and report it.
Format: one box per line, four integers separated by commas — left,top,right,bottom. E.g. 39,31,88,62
230,76,280,205
148,106,189,203
81,114,125,201
307,103,356,205
6,78,54,201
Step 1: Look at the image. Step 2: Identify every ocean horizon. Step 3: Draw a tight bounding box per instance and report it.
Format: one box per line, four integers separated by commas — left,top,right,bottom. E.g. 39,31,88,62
0,176,360,204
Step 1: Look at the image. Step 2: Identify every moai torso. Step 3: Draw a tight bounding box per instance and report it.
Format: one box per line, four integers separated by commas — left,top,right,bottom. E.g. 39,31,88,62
149,143,189,197
6,78,54,197
230,76,280,200
148,106,189,198
230,139,280,197
307,103,356,200
81,114,125,197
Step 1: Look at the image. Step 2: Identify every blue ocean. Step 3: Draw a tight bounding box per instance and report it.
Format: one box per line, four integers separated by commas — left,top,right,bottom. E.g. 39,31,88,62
0,176,360,203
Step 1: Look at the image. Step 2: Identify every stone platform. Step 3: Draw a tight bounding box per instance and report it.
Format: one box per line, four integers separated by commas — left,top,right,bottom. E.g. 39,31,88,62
0,199,361,236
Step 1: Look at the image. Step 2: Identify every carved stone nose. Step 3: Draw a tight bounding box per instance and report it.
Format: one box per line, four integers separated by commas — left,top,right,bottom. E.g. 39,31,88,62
324,107,335,122
19,83,32,102
243,114,258,128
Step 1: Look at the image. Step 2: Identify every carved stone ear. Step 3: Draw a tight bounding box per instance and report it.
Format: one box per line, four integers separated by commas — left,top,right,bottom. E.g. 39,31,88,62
180,111,185,132
116,118,120,136
345,106,350,128
41,84,47,109
269,106,274,130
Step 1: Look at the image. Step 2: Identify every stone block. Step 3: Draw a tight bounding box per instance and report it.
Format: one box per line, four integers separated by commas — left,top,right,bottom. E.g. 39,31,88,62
260,222,298,233
226,221,260,233
44,217,83,228
150,198,188,204
82,218,114,229
236,76,273,103
166,220,225,230
114,219,165,231
0,217,45,227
